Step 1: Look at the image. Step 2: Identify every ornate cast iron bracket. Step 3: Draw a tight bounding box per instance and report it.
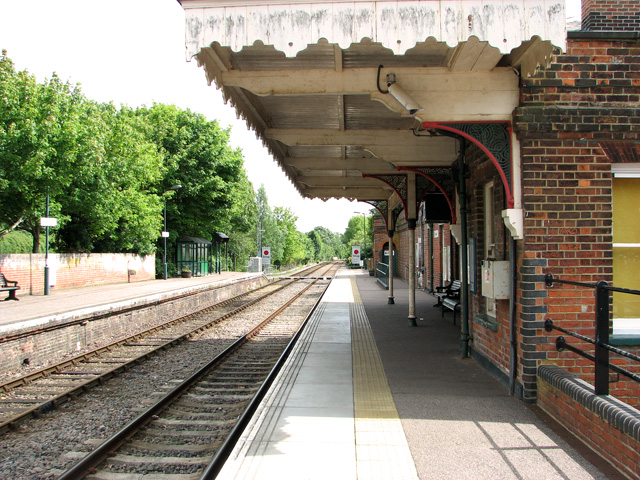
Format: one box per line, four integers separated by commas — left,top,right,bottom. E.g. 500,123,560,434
422,121,514,208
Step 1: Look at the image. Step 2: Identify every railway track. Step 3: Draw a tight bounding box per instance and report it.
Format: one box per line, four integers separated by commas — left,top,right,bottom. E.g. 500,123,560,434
0,262,336,435
57,263,338,479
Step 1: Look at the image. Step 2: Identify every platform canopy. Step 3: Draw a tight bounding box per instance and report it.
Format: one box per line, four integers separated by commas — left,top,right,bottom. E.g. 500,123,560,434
180,0,566,204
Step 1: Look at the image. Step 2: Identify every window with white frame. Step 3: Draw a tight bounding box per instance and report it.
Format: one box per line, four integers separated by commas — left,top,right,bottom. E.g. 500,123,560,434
612,164,640,335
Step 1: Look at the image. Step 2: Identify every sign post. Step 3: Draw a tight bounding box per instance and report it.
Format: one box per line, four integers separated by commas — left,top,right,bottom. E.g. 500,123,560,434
352,246,361,266
262,247,271,270
40,192,57,295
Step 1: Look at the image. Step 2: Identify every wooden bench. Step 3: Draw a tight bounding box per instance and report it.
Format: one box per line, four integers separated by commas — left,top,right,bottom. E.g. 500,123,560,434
442,297,461,325
433,280,461,307
0,273,20,301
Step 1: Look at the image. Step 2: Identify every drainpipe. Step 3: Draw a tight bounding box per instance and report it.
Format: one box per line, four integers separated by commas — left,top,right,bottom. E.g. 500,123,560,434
387,229,395,304
509,234,518,396
458,141,470,358
407,220,417,326
429,223,434,293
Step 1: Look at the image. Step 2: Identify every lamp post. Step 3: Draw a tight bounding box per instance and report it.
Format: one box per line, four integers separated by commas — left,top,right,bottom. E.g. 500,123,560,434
163,185,182,280
41,190,57,295
354,211,366,269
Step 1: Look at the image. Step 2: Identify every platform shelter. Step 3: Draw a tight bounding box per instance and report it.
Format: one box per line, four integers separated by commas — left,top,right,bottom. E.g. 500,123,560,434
178,1,640,476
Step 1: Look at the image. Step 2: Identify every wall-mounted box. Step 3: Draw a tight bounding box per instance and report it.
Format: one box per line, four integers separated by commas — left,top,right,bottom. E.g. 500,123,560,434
481,260,510,299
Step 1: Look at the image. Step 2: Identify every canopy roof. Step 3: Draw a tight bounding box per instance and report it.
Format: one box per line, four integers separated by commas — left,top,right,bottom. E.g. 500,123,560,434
180,0,566,204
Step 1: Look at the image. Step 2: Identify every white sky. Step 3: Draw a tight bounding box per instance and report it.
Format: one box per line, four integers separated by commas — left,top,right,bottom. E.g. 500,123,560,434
0,0,581,233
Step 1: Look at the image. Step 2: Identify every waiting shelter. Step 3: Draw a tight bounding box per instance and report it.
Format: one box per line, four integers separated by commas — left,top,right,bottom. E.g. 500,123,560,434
176,236,212,276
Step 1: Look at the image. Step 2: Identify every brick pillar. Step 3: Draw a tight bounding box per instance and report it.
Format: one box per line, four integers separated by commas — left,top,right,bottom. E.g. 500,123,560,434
582,0,640,32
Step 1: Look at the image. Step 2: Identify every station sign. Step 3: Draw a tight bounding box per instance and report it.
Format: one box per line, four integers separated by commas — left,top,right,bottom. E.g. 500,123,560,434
262,247,271,265
40,217,58,227
352,246,361,265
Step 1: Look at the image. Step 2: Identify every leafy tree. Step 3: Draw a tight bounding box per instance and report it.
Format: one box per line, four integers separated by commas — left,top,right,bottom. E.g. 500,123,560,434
138,104,252,260
217,173,258,269
308,226,344,261
256,185,285,266
274,206,309,266
343,213,373,259
0,52,84,251
55,103,164,254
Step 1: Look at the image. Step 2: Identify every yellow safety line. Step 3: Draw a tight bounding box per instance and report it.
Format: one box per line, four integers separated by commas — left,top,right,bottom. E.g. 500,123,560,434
350,277,419,480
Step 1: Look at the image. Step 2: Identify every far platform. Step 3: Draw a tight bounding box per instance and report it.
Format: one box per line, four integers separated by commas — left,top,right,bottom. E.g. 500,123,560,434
0,271,263,334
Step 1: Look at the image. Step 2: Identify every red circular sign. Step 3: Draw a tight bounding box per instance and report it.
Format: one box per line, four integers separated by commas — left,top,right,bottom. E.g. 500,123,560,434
263,250,269,255
353,249,359,255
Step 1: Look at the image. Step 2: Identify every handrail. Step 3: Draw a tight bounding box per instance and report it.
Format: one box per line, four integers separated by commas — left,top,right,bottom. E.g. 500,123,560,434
376,262,389,289
544,273,640,395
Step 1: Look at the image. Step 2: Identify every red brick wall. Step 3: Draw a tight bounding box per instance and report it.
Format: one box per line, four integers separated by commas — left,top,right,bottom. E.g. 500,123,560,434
582,0,640,31
514,33,640,400
538,367,640,480
0,253,155,296
463,143,513,376
0,274,266,374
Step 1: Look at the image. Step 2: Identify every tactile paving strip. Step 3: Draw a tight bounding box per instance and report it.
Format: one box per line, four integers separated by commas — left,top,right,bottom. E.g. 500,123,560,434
350,277,419,480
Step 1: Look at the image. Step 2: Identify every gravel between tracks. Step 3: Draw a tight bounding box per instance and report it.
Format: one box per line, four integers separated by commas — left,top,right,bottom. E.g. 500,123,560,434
0,279,321,480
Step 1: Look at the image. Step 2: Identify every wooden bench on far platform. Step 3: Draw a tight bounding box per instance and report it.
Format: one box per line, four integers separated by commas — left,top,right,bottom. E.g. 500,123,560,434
0,273,20,301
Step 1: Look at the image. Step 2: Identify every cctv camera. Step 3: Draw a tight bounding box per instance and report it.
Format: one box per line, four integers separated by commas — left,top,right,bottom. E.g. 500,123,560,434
387,82,422,116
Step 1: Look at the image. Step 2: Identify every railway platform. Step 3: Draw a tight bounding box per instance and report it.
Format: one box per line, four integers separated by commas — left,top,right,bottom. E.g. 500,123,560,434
0,266,620,478
218,268,617,480
0,271,263,332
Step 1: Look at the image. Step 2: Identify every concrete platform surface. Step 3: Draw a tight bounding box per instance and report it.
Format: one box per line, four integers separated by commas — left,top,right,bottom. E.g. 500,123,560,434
217,269,615,480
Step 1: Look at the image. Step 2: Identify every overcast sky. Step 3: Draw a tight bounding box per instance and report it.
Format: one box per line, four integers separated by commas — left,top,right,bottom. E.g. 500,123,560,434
0,0,581,233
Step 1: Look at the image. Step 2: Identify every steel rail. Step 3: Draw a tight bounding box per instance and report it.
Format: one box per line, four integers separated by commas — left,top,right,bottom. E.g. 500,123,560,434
0,264,331,434
200,275,330,479
56,266,336,480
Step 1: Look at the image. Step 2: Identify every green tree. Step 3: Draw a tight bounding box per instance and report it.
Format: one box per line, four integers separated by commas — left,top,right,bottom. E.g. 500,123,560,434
139,104,251,256
343,213,373,260
308,226,344,261
217,174,258,269
55,103,164,254
274,206,308,266
256,185,285,266
0,52,84,251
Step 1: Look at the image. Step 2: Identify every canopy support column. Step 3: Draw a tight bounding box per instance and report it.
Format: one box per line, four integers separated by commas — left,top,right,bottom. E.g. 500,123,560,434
457,142,470,358
387,229,395,304
407,173,417,326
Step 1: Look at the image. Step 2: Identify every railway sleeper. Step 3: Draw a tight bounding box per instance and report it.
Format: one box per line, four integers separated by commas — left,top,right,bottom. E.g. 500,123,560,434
100,454,209,470
125,440,218,453
136,428,227,441
168,400,246,411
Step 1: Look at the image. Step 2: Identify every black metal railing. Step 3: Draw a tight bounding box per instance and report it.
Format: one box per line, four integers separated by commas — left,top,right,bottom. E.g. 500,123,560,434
544,273,640,395
376,262,389,289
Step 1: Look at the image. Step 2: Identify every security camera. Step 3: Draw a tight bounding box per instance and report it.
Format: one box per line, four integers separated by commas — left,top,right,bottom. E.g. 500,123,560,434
386,81,422,116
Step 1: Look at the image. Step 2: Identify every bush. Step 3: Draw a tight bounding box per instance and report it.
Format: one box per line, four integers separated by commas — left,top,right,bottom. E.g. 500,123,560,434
155,258,178,278
0,230,45,253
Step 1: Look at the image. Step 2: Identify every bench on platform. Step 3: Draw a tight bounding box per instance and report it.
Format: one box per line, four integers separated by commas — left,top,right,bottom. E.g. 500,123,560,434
433,280,461,307
0,273,20,301
441,297,461,325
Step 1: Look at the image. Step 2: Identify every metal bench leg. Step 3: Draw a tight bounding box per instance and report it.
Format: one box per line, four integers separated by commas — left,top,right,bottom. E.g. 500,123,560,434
4,290,18,301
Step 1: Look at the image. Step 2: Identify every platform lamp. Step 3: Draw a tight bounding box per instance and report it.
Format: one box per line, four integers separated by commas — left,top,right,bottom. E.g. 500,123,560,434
354,211,366,269
163,185,182,280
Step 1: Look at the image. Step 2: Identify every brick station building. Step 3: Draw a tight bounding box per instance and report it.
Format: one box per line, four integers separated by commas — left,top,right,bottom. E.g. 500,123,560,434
370,1,640,475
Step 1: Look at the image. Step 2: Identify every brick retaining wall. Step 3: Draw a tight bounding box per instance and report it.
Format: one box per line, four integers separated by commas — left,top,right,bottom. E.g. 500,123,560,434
0,253,155,296
0,274,267,375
